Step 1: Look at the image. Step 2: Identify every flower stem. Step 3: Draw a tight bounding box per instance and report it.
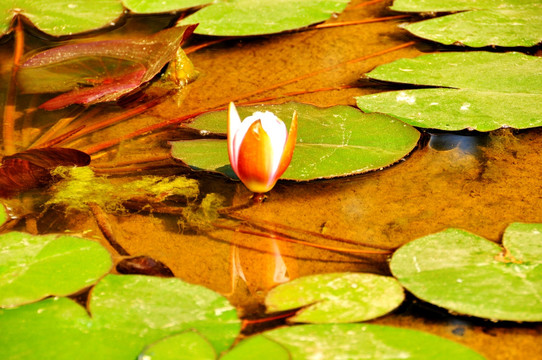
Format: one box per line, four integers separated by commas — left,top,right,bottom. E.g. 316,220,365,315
2,17,24,155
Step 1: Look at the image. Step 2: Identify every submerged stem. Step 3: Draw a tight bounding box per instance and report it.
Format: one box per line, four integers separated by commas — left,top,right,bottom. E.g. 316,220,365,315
2,17,25,155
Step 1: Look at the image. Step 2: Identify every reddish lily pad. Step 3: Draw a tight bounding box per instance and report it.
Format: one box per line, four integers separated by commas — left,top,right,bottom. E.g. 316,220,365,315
0,148,90,198
17,25,197,110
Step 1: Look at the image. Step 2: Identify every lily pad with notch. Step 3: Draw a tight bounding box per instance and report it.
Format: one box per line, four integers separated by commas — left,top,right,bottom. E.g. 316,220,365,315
170,102,420,181
0,0,124,37
177,0,350,36
390,0,542,47
221,323,486,359
265,272,404,323
0,231,111,308
390,223,542,321
356,52,542,131
0,274,241,359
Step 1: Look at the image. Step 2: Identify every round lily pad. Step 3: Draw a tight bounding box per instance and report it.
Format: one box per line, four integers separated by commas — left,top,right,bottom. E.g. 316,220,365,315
171,102,420,181
0,274,241,359
265,272,404,323
390,223,542,321
0,231,112,308
222,323,486,359
138,331,216,360
356,52,542,131
0,0,124,37
177,0,350,36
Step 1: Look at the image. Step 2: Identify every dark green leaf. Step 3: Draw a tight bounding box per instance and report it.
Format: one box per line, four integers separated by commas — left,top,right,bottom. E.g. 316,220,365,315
390,224,542,321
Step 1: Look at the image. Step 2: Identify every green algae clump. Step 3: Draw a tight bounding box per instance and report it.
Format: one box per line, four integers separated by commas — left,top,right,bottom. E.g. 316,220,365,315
46,166,200,212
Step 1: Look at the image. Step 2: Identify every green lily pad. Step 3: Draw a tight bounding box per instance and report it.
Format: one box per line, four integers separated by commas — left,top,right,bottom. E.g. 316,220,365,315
138,331,216,360
177,0,350,36
265,272,404,323
0,274,241,359
1,0,124,37
222,324,486,359
356,52,542,131
401,5,542,47
390,223,542,321
0,231,112,308
123,0,210,14
391,0,542,12
0,203,7,227
171,103,420,181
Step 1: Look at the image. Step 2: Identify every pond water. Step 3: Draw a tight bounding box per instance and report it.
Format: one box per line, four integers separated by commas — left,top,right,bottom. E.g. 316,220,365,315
1,1,542,359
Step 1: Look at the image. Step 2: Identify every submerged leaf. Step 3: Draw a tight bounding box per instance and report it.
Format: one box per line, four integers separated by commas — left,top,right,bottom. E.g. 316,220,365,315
0,148,90,198
356,52,542,131
0,0,124,37
222,323,486,359
390,223,542,321
0,275,241,359
171,103,420,181
116,255,175,277
178,0,350,36
265,272,404,323
0,232,111,308
18,25,197,110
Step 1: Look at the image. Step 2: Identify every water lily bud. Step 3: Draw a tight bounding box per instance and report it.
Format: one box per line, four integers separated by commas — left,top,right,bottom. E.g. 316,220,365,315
228,102,297,193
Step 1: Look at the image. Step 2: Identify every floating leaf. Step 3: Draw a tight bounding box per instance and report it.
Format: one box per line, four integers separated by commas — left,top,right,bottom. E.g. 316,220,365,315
391,0,542,12
0,147,91,198
222,323,486,359
0,0,124,37
0,232,111,308
356,52,542,131
171,103,420,181
138,331,216,360
0,274,241,359
265,272,404,323
177,0,350,36
18,25,197,110
390,223,542,321
0,203,7,227
390,0,542,47
123,0,210,14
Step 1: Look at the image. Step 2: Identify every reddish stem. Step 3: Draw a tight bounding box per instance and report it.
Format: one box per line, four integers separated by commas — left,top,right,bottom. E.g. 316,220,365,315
352,0,388,8
3,17,24,155
83,41,415,156
241,310,298,329
184,38,233,54
213,223,392,255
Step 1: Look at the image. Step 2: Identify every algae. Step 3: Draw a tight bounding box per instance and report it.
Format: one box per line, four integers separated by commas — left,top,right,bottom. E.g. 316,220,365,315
47,166,200,212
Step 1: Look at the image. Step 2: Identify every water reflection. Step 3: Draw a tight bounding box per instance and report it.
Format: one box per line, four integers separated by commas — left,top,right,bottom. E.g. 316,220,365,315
429,131,489,155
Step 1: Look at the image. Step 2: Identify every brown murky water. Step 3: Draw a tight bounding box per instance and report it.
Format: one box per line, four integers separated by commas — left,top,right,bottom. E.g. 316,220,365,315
1,1,542,359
